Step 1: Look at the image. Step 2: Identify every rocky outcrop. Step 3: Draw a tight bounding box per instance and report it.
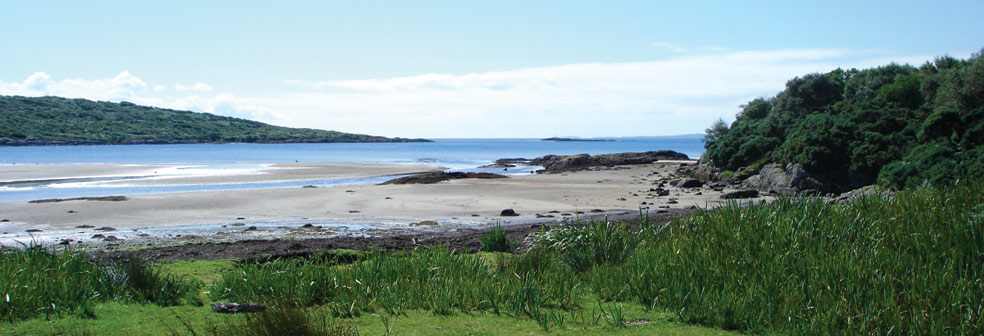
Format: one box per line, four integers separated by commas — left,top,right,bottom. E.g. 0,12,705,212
741,163,827,196
531,150,690,173
382,171,507,185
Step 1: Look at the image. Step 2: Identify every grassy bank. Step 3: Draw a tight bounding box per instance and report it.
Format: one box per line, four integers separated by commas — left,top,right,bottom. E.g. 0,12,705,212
3,180,982,335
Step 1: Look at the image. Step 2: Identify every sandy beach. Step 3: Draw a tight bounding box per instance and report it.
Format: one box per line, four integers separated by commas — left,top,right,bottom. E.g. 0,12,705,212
0,161,759,248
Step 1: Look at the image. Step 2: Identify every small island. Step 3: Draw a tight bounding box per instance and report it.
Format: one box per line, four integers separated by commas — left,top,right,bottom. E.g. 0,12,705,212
540,137,614,142
0,96,431,145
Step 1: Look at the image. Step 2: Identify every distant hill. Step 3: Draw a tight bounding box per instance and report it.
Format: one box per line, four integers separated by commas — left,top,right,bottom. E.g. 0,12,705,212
0,95,431,145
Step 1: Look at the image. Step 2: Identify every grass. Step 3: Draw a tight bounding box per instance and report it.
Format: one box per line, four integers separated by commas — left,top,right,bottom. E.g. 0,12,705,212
480,221,516,252
3,180,982,334
0,248,202,322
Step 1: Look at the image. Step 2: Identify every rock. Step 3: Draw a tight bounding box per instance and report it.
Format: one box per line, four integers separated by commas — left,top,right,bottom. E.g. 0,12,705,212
695,192,703,195
742,163,826,196
348,210,360,213
648,188,670,196
103,236,121,241
211,302,267,314
301,223,315,228
410,221,439,226
138,233,150,237
244,226,258,231
76,225,94,228
471,214,480,217
91,234,106,239
95,227,116,231
831,185,895,204
530,150,690,173
589,209,604,213
666,200,678,204
383,171,508,184
676,179,704,188
58,239,71,245
67,210,77,214
500,209,520,217
25,229,43,233
536,214,555,218
0,219,9,222
28,196,128,203
236,217,246,220
302,185,317,188
721,190,759,199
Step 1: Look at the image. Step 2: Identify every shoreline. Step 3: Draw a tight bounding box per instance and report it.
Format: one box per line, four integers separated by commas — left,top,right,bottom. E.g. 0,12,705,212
1,160,766,252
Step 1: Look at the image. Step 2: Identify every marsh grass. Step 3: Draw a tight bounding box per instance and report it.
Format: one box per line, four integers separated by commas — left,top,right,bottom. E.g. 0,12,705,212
480,221,516,252
0,247,201,322
624,181,984,334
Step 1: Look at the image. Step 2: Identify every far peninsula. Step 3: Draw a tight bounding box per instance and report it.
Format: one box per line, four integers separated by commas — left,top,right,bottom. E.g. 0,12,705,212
0,95,430,145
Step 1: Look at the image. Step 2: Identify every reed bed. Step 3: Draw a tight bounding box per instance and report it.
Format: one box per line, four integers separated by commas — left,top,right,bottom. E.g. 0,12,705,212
0,247,201,322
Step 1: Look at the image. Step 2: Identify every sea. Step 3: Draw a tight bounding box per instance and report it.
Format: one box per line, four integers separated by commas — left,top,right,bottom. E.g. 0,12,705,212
0,137,705,201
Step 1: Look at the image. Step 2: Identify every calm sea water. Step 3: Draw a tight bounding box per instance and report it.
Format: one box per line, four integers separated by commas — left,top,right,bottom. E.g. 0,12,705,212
0,137,705,201
0,137,704,167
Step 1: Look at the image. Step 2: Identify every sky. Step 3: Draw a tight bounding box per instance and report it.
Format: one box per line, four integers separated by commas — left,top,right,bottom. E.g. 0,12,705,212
1,1,982,138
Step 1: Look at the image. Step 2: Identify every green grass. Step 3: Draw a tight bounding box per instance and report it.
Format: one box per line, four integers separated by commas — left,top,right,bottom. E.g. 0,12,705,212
3,180,982,335
1,302,737,336
480,221,516,252
0,248,202,322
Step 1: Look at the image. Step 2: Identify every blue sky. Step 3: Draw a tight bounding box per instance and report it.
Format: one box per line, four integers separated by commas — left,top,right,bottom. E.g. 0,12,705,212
1,1,982,138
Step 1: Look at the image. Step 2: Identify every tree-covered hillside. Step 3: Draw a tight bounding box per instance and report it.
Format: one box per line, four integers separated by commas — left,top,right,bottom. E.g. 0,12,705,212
0,96,430,145
704,50,984,190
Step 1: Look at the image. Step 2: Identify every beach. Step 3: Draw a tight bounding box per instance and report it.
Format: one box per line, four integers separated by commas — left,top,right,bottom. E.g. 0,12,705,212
0,160,755,249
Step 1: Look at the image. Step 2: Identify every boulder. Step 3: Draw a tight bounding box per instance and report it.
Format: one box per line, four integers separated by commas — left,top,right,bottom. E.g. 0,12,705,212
500,209,520,217
721,190,759,199
742,163,826,196
676,179,704,188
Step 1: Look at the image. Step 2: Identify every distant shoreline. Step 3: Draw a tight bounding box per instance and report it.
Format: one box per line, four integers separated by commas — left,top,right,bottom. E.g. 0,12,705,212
0,138,432,147
540,137,614,142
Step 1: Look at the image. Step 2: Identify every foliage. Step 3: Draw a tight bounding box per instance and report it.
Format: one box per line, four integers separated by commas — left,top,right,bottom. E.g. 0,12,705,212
624,180,984,334
480,222,517,252
0,95,428,145
703,49,984,190
0,247,201,322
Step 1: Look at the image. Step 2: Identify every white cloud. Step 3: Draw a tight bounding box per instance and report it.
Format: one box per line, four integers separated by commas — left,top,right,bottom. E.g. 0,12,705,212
0,48,946,138
0,71,148,102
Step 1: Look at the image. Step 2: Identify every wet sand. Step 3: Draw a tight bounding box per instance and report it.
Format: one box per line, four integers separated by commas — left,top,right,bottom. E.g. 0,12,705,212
0,161,764,249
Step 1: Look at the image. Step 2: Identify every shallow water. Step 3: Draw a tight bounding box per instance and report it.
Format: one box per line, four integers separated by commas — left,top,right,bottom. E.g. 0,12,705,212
0,137,702,201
